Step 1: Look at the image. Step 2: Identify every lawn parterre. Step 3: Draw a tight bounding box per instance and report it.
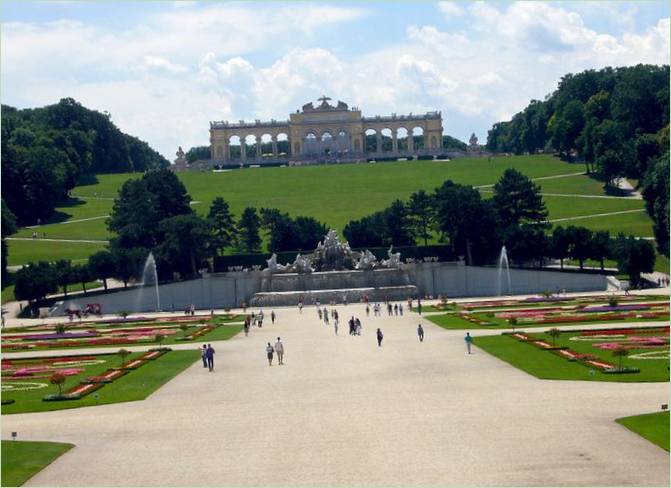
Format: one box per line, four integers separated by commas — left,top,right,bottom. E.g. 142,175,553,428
616,412,670,451
1,315,242,352
1,349,201,414
473,326,669,382
1,440,74,487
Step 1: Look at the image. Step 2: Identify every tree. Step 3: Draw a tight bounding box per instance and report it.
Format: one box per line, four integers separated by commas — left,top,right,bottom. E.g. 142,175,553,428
237,207,261,253
407,190,434,246
13,262,58,306
54,260,74,297
179,323,190,338
641,152,669,256
550,226,571,269
547,328,561,347
73,264,94,294
207,197,236,257
492,169,548,228
49,372,66,396
117,348,130,367
591,230,611,271
566,226,593,270
88,250,116,290
1,199,17,282
292,216,327,251
111,247,147,288
260,208,295,252
156,214,211,277
185,146,211,163
343,212,386,248
503,224,548,267
612,346,629,371
611,235,655,286
383,199,414,246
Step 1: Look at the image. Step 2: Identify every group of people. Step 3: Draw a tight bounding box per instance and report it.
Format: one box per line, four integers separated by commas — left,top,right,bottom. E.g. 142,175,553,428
366,302,405,317
243,310,278,336
201,343,216,371
266,337,284,366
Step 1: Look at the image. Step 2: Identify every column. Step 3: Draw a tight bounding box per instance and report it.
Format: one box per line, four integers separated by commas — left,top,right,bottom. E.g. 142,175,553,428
408,134,414,152
241,142,247,161
222,141,229,163
256,138,262,160
272,136,278,157
376,134,382,153
392,131,398,153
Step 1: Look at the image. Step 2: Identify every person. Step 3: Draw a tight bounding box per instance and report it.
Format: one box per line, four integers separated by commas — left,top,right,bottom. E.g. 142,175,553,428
465,332,473,354
376,328,384,347
334,317,339,335
417,324,424,342
318,308,323,320
244,318,250,337
355,318,362,336
343,294,348,306
201,344,208,368
298,301,303,314
387,303,393,316
271,310,276,324
266,342,275,366
407,297,413,310
323,308,329,324
394,304,398,316
365,304,370,317
275,337,284,365
206,343,215,371
399,303,403,316
349,317,355,335
417,298,422,315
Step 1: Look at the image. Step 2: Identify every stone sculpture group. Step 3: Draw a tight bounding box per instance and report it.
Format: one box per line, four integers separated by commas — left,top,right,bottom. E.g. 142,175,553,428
264,230,402,274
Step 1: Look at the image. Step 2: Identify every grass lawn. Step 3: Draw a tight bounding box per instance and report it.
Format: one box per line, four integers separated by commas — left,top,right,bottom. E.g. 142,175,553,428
6,240,107,266
616,411,670,451
1,440,74,487
2,280,102,304
2,350,201,414
655,254,669,274
473,332,669,382
552,209,654,237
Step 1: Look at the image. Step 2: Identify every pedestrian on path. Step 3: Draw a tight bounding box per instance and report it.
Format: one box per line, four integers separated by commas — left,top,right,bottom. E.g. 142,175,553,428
206,343,215,371
399,304,404,316
465,332,473,354
355,318,362,336
376,328,384,347
271,310,276,324
275,337,284,365
417,324,424,342
266,342,275,366
201,344,208,368
334,318,339,335
417,298,422,315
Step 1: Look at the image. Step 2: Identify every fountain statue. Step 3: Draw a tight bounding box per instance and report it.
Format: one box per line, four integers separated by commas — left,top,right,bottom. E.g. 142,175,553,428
137,252,161,311
355,249,378,271
497,246,511,296
381,246,402,269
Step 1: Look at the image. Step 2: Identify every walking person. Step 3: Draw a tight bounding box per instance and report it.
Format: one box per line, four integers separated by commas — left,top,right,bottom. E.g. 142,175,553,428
465,332,473,354
244,320,250,337
334,317,339,335
399,303,404,316
318,308,323,320
366,304,370,317
275,337,284,365
417,324,424,342
376,328,384,347
394,304,399,316
266,342,275,366
417,298,422,315
271,310,276,325
355,318,362,336
206,343,215,371
349,317,355,335
201,344,208,368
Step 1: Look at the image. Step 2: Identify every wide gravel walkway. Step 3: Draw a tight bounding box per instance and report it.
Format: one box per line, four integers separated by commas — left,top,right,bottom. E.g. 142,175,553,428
2,303,669,487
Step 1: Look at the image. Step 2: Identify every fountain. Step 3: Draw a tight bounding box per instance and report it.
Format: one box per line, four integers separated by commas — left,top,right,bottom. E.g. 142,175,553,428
497,246,511,296
138,252,161,312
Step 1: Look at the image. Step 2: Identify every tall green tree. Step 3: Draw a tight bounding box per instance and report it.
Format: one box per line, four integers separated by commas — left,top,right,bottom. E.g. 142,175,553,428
384,199,414,246
111,247,147,288
54,260,75,297
641,152,669,256
88,250,117,290
492,169,548,228
407,190,434,246
550,226,571,269
566,226,593,269
237,207,262,253
156,214,211,277
611,235,656,286
13,262,58,306
1,199,17,282
207,197,236,256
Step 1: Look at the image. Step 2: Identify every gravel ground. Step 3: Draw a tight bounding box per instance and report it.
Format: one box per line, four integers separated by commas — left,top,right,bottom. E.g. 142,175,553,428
2,301,669,487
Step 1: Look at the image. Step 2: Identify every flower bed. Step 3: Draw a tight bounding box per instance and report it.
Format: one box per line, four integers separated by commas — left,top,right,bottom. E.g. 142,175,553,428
84,369,128,383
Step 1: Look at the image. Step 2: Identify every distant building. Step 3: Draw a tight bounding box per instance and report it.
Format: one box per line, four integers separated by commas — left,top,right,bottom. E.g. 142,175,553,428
209,96,443,165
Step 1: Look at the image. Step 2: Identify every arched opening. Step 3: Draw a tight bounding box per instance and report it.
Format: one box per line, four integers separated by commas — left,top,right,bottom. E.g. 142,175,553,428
381,128,393,152
228,135,241,161
335,130,349,153
412,127,425,150
304,132,318,156
364,129,377,153
260,134,273,157
277,133,289,156
397,128,409,152
431,135,438,149
321,131,334,155
245,135,259,159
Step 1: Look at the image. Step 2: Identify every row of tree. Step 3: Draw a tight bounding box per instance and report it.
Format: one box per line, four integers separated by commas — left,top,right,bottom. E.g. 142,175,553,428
485,64,669,256
2,98,168,226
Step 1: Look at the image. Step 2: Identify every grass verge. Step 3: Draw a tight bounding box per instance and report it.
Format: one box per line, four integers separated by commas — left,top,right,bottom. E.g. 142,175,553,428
616,411,669,451
1,440,74,487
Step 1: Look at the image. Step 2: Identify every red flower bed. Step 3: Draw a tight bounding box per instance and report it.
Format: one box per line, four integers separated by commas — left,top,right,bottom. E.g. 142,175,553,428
63,382,105,399
84,369,127,383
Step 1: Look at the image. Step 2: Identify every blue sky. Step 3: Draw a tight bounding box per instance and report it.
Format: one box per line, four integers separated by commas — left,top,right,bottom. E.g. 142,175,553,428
2,1,669,158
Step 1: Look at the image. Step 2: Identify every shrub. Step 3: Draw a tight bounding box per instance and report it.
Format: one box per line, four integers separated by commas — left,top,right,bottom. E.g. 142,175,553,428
49,371,66,396
608,295,619,308
117,348,130,366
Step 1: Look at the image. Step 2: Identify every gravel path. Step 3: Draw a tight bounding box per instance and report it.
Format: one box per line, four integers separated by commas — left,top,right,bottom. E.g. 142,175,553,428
2,302,668,487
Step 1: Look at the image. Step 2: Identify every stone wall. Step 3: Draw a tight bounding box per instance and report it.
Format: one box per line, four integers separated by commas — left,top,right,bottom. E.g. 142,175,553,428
51,262,608,316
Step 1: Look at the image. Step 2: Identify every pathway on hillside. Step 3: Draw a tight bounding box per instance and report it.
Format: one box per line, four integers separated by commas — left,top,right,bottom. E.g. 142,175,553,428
3,302,668,487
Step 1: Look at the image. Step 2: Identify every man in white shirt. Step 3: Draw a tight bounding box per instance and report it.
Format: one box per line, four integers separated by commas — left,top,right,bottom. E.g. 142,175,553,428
275,337,285,365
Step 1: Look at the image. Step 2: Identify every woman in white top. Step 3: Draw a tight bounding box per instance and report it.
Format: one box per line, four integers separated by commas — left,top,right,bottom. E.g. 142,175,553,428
266,342,274,366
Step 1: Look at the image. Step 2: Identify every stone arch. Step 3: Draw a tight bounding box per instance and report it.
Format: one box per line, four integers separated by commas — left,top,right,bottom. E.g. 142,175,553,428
364,128,377,153
430,135,438,149
412,126,425,150
380,128,393,152
260,133,273,157
304,131,318,156
396,127,409,152
277,132,289,156
228,135,242,161
335,129,349,153
245,134,259,159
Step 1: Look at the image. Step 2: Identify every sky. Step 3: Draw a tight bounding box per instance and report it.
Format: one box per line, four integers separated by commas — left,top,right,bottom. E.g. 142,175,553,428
2,1,669,159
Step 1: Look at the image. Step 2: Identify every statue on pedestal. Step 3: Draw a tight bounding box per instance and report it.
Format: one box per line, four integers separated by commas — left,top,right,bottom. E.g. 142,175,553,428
172,146,188,171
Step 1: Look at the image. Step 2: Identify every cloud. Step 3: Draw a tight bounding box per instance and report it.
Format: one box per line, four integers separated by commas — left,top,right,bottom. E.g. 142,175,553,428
135,55,187,75
438,2,466,18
